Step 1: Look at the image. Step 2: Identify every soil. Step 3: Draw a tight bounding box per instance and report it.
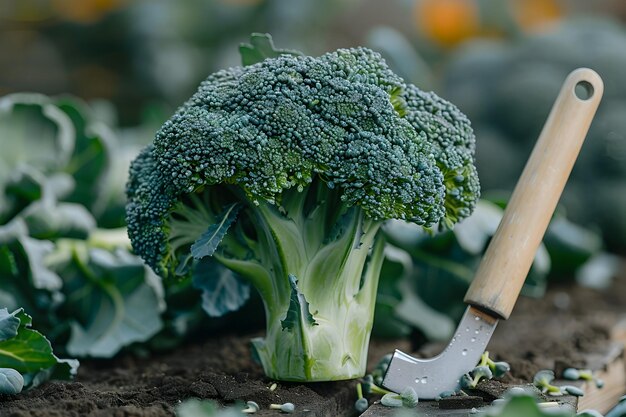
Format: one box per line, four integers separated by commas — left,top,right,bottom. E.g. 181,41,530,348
1,267,625,417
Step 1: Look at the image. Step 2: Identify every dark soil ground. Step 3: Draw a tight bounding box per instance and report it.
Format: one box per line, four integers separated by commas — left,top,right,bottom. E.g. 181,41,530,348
1,267,625,417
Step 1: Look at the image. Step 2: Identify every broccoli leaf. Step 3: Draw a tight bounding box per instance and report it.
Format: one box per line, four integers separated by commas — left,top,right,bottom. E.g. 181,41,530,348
58,247,163,357
0,94,75,191
375,245,455,341
0,368,23,395
20,235,64,292
281,275,318,331
0,220,63,293
22,199,96,240
0,221,64,320
192,258,251,317
239,33,303,66
484,395,571,417
0,309,21,341
56,98,115,216
0,327,57,373
176,399,246,417
1,169,45,224
0,308,78,390
191,203,241,260
22,357,79,390
66,283,162,357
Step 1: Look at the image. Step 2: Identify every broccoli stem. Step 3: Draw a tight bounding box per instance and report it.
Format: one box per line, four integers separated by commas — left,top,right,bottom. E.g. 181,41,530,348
169,179,387,380
213,181,385,381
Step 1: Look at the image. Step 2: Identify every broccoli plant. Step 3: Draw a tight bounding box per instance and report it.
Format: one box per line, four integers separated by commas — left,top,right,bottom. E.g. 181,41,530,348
126,34,479,381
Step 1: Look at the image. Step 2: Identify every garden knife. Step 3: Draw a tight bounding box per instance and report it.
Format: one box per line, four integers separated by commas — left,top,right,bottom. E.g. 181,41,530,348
382,68,604,399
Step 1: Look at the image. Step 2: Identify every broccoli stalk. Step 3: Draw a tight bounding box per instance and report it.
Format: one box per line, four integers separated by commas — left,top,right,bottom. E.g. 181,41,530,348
126,37,479,381
164,179,386,380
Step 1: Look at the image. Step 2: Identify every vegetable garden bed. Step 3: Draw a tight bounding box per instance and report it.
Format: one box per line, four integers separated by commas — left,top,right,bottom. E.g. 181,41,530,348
2,264,624,417
1,27,625,417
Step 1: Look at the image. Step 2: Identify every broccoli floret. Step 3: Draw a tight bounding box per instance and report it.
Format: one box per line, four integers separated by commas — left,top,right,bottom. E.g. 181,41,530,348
126,42,479,381
402,85,480,226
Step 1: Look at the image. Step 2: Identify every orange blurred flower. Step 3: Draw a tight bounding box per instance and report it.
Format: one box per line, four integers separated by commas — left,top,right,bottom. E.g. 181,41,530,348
415,0,481,47
415,0,562,48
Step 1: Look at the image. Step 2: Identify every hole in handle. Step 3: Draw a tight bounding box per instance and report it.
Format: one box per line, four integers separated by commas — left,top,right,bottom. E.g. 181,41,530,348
575,80,594,101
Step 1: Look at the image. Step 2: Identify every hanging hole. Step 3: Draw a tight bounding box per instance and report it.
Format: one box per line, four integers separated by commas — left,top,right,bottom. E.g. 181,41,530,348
575,81,594,101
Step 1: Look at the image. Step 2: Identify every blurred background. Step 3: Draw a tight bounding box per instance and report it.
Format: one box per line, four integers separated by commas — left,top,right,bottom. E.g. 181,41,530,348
2,0,625,251
1,0,626,377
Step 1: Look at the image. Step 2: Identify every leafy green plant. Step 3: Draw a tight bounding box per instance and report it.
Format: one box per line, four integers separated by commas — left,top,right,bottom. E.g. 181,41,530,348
241,401,260,414
482,393,573,417
175,399,245,417
126,33,480,381
269,403,295,413
376,200,550,341
531,369,585,398
461,365,493,390
354,383,369,413
0,93,166,361
0,308,77,395
376,197,617,342
0,368,23,395
459,351,509,392
563,368,604,389
381,387,419,408
533,370,561,395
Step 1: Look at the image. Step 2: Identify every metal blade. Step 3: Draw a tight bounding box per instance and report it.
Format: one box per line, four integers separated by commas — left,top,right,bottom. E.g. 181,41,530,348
382,306,498,399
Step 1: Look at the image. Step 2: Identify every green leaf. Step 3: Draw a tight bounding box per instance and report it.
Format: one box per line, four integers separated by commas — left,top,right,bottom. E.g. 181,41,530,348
0,221,64,318
22,358,79,389
191,203,241,260
0,244,18,277
22,199,96,240
544,214,602,278
0,93,75,194
0,328,57,373
0,306,78,389
192,258,250,317
281,275,318,331
484,395,571,417
56,98,115,216
0,368,24,395
14,310,32,329
381,245,455,341
0,168,45,223
452,200,503,255
239,33,303,66
20,235,63,292
176,399,245,417
372,298,411,339
0,308,21,342
381,392,403,407
66,283,163,357
60,247,164,357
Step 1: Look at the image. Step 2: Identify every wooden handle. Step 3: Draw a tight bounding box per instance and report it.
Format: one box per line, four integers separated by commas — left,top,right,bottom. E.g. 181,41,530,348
464,68,603,319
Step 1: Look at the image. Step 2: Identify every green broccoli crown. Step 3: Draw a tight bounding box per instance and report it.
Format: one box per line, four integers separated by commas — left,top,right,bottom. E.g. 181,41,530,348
126,47,479,275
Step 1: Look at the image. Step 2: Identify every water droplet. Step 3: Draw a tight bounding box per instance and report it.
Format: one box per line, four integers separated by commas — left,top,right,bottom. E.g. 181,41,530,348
471,337,477,343
465,327,470,332
462,349,468,356
475,316,480,321
421,377,428,384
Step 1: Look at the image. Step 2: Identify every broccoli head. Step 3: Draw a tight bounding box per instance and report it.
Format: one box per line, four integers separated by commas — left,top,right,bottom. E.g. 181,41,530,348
126,37,479,381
